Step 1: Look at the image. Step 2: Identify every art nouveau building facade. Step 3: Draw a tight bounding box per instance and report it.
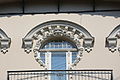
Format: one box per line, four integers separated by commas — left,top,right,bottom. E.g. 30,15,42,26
0,0,120,80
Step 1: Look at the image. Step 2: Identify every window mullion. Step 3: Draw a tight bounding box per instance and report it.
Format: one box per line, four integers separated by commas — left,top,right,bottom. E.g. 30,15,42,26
45,52,51,70
66,51,72,70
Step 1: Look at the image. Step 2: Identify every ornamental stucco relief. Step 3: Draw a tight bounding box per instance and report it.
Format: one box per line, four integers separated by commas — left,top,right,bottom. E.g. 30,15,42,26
0,29,11,54
22,20,94,68
106,25,120,53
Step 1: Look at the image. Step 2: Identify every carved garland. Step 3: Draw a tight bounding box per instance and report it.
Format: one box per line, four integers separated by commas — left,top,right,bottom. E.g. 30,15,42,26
22,20,94,69
33,26,85,68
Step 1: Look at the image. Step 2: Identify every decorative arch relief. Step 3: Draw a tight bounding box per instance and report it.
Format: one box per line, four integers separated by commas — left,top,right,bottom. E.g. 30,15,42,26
0,29,11,54
22,20,94,68
106,24,120,53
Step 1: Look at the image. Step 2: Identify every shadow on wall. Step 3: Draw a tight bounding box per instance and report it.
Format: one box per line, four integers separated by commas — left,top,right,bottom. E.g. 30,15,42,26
82,11,120,18
0,11,120,18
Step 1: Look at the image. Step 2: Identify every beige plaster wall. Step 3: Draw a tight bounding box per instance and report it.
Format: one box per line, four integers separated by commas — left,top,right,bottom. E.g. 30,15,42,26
0,12,120,80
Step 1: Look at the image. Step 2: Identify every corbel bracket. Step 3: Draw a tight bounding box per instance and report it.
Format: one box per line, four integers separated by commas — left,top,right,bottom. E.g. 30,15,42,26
22,38,33,54
83,38,94,53
106,37,117,52
0,38,11,54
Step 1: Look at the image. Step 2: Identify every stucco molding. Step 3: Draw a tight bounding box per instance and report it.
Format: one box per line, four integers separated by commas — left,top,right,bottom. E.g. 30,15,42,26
22,20,94,68
0,29,11,54
106,24,120,53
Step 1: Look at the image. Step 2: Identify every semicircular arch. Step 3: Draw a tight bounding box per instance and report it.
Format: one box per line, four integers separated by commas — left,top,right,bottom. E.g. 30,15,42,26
22,20,94,69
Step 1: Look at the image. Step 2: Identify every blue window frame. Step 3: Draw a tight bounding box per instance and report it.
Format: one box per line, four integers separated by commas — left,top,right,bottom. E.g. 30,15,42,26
42,40,75,49
40,40,78,70
40,52,45,63
72,52,78,63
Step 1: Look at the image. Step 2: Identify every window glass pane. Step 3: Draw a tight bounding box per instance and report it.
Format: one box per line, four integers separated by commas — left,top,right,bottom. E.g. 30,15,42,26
72,52,78,63
42,40,75,49
40,40,78,70
40,52,45,63
51,52,66,70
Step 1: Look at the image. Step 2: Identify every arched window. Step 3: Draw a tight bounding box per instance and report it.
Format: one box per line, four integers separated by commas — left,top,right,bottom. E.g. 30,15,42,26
39,38,78,70
22,20,94,69
0,29,11,54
